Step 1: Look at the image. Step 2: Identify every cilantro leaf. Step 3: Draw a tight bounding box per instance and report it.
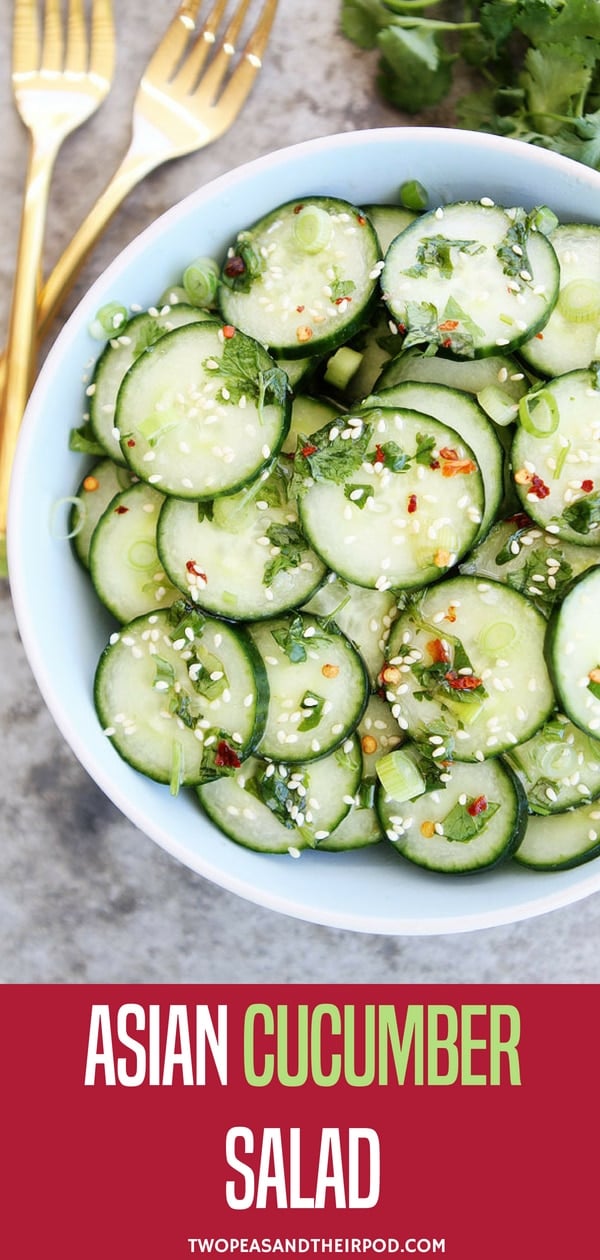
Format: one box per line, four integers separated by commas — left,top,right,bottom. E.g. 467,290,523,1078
292,420,372,488
205,331,290,416
263,522,307,587
559,490,600,536
69,422,105,455
441,797,500,843
403,234,483,280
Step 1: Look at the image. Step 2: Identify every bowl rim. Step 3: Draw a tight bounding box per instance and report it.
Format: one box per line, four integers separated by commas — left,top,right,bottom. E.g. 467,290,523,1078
9,125,600,936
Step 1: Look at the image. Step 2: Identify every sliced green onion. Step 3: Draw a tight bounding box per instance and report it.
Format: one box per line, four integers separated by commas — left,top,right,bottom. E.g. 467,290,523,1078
399,179,428,212
49,496,86,540
478,621,517,653
182,256,220,307
518,389,559,438
553,439,571,479
557,279,600,324
127,540,158,571
293,205,333,254
89,301,129,340
170,740,184,796
530,205,559,235
476,385,519,426
376,750,426,802
324,346,363,391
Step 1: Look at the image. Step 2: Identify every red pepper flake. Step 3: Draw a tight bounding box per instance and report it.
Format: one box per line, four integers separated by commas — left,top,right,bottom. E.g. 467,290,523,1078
293,204,305,214
185,560,207,581
467,795,488,817
397,323,406,335
356,213,367,225
334,295,352,305
301,443,317,457
296,305,305,313
508,511,532,528
429,457,440,470
126,438,136,447
442,338,452,349
439,447,477,477
224,256,245,278
530,473,550,500
222,325,236,339
375,443,386,464
444,670,483,691
214,740,242,769
407,493,418,514
438,320,459,332
535,332,544,340
444,604,457,623
427,638,451,664
582,479,594,493
114,505,129,514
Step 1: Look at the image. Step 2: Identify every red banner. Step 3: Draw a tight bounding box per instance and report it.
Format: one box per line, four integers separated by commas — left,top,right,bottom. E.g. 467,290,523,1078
1,985,596,1258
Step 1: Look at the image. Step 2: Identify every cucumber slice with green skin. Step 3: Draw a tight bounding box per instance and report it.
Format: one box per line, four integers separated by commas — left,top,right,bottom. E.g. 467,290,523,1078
376,347,531,419
511,368,600,547
197,736,362,854
218,196,382,359
297,407,485,591
322,693,405,848
514,800,600,871
71,457,135,569
382,201,559,359
248,613,369,763
506,714,600,814
116,322,291,499
303,575,399,687
364,204,417,254
324,305,396,406
89,482,181,622
157,466,327,621
89,304,215,463
384,575,555,762
282,394,339,455
365,381,504,541
459,515,600,616
377,756,528,874
94,608,268,787
519,225,600,377
545,566,600,739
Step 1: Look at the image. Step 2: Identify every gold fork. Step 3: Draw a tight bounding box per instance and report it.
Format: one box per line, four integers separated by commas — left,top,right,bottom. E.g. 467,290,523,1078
0,0,115,571
0,0,279,572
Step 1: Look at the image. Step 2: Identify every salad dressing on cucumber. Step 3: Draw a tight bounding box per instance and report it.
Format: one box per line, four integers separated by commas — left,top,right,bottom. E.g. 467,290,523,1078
66,189,600,874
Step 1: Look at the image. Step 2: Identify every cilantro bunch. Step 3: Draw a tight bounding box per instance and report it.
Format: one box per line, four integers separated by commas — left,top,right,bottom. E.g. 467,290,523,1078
340,0,600,169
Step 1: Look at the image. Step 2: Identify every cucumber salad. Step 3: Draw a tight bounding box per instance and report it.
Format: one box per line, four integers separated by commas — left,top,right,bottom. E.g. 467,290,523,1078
67,190,600,876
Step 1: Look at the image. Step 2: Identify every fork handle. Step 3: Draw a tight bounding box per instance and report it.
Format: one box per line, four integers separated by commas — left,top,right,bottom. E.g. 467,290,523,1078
0,138,59,572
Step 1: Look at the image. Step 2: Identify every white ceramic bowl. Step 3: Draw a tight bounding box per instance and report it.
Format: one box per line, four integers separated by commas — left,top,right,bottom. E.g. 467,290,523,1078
9,127,600,935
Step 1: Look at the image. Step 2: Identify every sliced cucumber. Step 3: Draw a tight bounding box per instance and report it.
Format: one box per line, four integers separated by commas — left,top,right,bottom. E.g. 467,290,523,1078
378,756,528,873
157,464,326,620
382,201,559,358
545,566,600,739
116,322,291,499
218,196,381,359
364,204,417,254
297,406,485,591
71,457,135,569
459,515,600,616
514,800,600,870
197,737,362,853
506,713,600,814
511,368,600,547
248,613,369,763
365,380,504,541
89,482,181,622
282,394,340,455
94,607,268,786
376,347,531,424
303,575,399,686
519,224,600,376
384,574,555,762
317,695,403,850
89,304,215,463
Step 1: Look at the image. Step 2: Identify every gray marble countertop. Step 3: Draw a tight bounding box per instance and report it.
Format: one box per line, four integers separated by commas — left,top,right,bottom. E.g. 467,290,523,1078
1,0,599,982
